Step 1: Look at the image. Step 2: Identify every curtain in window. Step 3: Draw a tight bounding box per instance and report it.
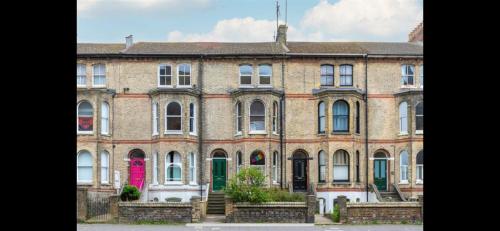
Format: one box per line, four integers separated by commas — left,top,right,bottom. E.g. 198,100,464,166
152,103,158,135
189,152,195,183
400,151,408,182
101,102,109,135
78,151,93,182
250,101,265,131
78,102,93,132
333,150,349,181
401,65,414,85
318,102,326,133
399,102,408,133
319,151,326,182
320,65,334,86
101,151,109,183
152,152,158,184
166,152,182,181
166,102,182,131
340,65,353,86
333,101,349,132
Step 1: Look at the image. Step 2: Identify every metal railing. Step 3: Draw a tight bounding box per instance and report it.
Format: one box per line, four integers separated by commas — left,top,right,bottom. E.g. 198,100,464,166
392,183,407,201
369,183,382,202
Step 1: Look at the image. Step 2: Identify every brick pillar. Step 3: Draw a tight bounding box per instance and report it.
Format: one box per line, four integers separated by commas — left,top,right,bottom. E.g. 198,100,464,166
191,196,201,222
224,195,233,222
306,194,316,223
77,188,88,221
418,195,424,222
337,195,348,224
109,195,120,221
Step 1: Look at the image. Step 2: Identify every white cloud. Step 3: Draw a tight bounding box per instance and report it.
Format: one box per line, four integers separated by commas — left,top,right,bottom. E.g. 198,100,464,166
299,0,423,41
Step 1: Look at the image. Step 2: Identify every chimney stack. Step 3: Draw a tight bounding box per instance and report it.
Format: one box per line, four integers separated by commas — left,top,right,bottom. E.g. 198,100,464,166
125,35,133,48
276,25,288,45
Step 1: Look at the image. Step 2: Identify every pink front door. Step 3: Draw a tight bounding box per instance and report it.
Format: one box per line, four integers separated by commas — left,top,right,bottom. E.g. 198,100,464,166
130,158,145,190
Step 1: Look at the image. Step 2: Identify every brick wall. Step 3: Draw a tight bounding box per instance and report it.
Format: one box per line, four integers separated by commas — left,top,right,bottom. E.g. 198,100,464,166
118,202,193,223
346,203,422,224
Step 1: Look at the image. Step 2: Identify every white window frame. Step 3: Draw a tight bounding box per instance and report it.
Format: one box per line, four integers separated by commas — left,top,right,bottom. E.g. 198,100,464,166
77,101,93,134
189,103,197,136
239,64,253,87
152,103,159,136
165,101,183,134
399,151,409,184
318,101,326,134
320,64,334,86
177,63,191,88
272,151,278,184
250,151,266,176
92,64,106,88
419,64,423,88
399,102,408,135
101,102,109,135
333,150,350,182
158,64,173,88
416,164,424,184
77,151,93,184
152,152,158,185
101,151,109,184
235,102,242,135
416,102,423,134
401,64,415,87
339,64,353,86
249,100,266,134
272,101,278,134
318,150,326,182
236,151,242,174
258,64,272,87
77,64,86,88
165,152,182,184
189,152,197,185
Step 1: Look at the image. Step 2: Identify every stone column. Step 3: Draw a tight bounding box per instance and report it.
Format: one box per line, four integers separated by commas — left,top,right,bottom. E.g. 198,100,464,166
224,196,233,222
306,194,316,223
191,196,201,222
337,195,348,224
77,188,88,221
109,195,120,221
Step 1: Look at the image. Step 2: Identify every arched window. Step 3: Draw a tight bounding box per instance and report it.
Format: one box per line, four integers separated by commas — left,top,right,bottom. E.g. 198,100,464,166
416,102,423,133
77,64,86,87
333,100,349,132
250,150,265,174
259,64,272,85
401,64,414,86
101,151,109,184
318,150,326,182
272,151,279,183
189,103,196,134
77,101,93,133
152,152,159,184
356,151,360,182
272,101,278,133
355,101,360,134
399,102,408,134
320,64,334,86
236,151,243,174
92,64,106,87
239,64,252,85
77,151,93,183
400,150,409,183
250,100,265,132
188,152,196,184
166,151,182,182
318,101,326,134
166,102,182,133
101,102,109,135
236,102,242,134
152,103,159,135
340,64,353,86
416,151,423,183
177,63,191,86
333,150,349,182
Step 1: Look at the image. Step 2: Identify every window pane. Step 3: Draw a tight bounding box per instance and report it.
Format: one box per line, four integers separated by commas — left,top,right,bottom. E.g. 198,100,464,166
400,151,408,165
250,101,265,116
250,116,265,130
240,65,252,75
167,103,181,115
167,117,181,130
333,165,348,181
259,65,272,75
319,102,325,116
250,151,265,165
260,75,270,85
241,75,251,85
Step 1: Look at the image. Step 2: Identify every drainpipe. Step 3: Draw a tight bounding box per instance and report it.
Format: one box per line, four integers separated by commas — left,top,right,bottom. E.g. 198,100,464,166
364,54,369,202
111,91,116,194
280,53,285,189
198,55,204,200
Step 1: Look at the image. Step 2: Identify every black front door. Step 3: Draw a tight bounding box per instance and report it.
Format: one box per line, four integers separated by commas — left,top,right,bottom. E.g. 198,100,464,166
293,158,307,191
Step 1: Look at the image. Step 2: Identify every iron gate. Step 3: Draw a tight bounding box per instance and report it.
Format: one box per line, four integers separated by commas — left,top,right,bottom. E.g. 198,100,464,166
87,192,111,221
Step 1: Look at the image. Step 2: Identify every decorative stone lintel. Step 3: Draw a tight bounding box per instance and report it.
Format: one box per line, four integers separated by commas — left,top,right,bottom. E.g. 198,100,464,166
148,87,201,97
228,88,284,97
312,87,365,98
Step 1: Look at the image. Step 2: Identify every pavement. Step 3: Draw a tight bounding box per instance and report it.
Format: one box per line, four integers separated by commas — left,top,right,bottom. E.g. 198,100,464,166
78,224,423,231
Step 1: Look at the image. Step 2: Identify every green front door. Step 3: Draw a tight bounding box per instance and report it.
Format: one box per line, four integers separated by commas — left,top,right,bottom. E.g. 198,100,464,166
374,159,387,191
212,159,226,191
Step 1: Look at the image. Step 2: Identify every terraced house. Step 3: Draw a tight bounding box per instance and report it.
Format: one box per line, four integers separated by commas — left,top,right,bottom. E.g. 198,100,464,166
77,24,423,214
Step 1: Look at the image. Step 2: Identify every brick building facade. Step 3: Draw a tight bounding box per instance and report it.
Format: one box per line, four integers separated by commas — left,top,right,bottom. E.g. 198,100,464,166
77,25,423,213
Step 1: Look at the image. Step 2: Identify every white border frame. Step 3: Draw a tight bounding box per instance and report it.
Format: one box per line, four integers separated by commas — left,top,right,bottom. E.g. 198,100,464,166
77,101,94,135
399,150,409,184
239,64,253,88
77,150,93,184
77,63,87,88
165,151,183,184
92,63,106,88
101,150,110,184
399,101,408,135
165,101,183,135
189,103,197,136
158,64,173,88
257,64,272,87
152,102,159,136
176,63,192,88
248,99,267,134
101,101,110,135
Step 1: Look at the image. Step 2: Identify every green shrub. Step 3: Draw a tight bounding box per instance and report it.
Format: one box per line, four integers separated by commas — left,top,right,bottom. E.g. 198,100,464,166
224,167,270,203
120,185,141,201
332,204,340,222
265,188,305,202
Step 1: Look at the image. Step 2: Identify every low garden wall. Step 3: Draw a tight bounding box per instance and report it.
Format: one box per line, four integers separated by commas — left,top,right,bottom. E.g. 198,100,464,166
118,196,202,223
337,195,422,224
225,194,316,223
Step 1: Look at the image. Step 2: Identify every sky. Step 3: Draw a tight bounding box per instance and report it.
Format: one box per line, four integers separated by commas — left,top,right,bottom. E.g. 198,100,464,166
77,0,423,43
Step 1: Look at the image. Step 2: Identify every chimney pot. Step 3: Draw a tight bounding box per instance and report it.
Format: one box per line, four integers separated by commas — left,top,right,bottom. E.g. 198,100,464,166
125,35,133,48
276,25,288,45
